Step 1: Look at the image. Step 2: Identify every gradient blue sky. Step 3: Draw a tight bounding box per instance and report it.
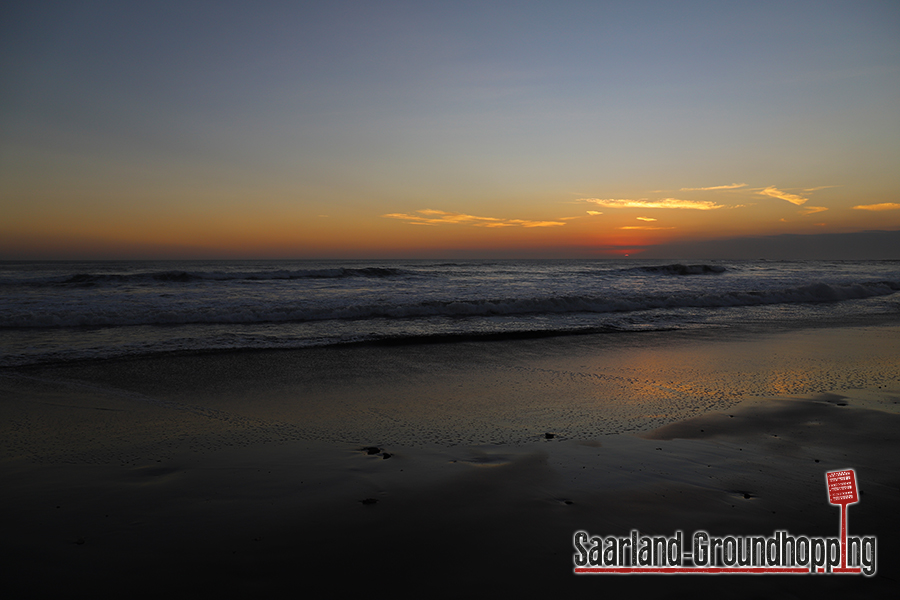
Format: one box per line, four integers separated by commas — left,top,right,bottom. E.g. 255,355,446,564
2,1,899,258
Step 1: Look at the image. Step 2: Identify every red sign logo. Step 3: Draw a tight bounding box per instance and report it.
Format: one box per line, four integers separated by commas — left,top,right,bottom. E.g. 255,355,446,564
826,470,858,505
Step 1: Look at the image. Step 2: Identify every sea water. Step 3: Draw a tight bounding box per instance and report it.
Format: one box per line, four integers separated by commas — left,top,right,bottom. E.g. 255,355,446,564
1,259,899,367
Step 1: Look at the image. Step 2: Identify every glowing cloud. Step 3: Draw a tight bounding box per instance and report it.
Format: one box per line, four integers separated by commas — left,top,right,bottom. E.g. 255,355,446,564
758,186,808,206
519,220,566,228
680,183,747,191
618,226,676,230
581,198,724,210
799,206,829,215
586,210,603,216
852,203,900,211
383,209,565,227
417,209,500,223
636,217,657,222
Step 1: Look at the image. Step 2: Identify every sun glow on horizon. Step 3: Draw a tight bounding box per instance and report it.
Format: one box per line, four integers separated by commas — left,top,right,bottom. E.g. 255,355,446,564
1,3,898,260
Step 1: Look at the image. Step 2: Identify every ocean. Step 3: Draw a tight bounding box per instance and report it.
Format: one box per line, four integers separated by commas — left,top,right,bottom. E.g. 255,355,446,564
1,259,899,368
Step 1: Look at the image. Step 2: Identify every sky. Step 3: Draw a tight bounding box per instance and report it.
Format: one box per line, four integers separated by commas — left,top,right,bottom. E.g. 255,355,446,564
2,0,899,259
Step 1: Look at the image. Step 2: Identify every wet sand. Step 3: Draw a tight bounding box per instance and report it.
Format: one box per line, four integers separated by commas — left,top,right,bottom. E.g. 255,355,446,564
1,325,899,596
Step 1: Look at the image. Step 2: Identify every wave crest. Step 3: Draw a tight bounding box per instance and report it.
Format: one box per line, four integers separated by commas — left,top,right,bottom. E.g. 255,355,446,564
3,279,897,329
630,263,727,275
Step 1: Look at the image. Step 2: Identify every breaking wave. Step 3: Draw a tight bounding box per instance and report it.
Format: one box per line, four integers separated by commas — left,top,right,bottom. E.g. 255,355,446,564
1,267,409,288
4,279,898,329
628,263,727,275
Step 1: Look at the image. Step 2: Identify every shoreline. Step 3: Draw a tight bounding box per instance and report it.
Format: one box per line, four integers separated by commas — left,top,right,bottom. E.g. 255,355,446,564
5,307,900,371
2,324,898,595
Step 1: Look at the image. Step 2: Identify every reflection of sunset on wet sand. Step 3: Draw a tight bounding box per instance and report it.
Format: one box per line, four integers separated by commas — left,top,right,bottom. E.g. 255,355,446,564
3,325,898,595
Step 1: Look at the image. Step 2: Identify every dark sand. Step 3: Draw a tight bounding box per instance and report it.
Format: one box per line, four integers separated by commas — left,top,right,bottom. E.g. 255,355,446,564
2,325,899,596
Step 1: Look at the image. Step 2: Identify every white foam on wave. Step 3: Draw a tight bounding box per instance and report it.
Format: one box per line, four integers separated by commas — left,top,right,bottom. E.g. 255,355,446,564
3,279,898,329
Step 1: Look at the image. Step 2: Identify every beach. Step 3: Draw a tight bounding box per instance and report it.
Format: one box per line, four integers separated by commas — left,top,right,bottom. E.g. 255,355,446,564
2,323,898,596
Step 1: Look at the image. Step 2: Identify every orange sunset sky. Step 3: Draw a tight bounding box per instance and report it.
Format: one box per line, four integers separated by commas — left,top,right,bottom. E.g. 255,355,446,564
2,1,899,259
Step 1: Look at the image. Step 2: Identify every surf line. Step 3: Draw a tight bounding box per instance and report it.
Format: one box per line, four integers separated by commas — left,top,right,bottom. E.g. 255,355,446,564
573,469,876,576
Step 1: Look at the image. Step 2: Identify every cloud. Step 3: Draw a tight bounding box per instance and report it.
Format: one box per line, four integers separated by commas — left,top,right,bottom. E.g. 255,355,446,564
483,219,567,228
520,221,566,228
803,185,838,192
586,210,603,216
680,183,747,191
618,226,676,230
799,206,828,215
636,217,657,222
852,203,900,211
383,209,566,228
757,186,808,206
581,198,724,210
382,209,499,226
417,209,501,223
